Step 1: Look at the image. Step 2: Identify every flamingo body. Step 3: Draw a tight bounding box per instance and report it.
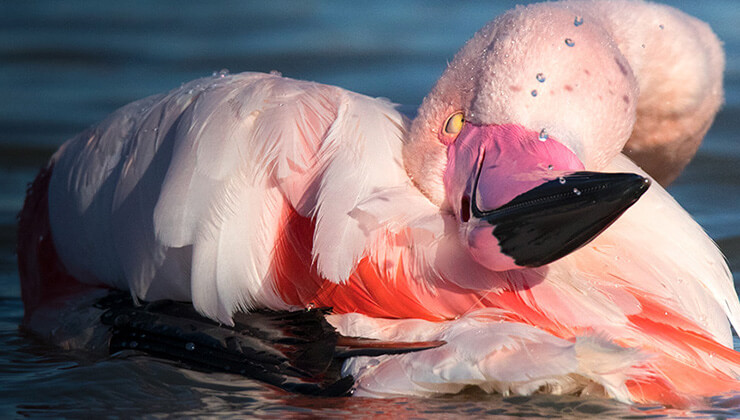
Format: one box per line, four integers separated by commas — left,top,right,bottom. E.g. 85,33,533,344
19,0,740,407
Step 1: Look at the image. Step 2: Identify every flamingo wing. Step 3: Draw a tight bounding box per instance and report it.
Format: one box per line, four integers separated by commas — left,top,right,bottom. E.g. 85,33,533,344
47,72,411,324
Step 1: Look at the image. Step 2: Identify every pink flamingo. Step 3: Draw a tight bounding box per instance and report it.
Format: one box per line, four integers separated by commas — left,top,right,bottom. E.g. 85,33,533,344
17,0,740,407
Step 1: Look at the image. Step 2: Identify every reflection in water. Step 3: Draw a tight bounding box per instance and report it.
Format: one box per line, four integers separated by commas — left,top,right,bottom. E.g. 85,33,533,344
1,0,740,417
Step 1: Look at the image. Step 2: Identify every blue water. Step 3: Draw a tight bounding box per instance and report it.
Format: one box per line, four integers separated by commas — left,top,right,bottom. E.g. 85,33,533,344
1,0,740,417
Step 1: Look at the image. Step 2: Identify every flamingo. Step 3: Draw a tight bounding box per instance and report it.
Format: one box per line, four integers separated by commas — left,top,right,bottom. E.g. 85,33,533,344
16,0,740,407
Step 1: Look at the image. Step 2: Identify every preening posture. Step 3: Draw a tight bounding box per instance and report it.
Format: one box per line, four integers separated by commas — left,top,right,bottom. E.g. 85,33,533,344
17,0,740,407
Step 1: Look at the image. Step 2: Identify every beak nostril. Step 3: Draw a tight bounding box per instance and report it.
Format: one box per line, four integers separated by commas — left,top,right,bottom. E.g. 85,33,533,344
461,196,471,222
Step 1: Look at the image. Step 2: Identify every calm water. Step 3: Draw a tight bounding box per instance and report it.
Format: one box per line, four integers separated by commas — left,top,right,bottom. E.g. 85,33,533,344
2,0,740,417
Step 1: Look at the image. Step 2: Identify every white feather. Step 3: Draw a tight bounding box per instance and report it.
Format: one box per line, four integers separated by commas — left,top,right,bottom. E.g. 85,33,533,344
191,178,289,324
153,74,273,248
309,92,408,282
48,93,165,289
590,154,739,345
331,311,647,401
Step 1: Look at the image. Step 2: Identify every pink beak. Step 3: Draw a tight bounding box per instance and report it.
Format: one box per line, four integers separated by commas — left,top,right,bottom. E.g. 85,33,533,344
444,123,650,271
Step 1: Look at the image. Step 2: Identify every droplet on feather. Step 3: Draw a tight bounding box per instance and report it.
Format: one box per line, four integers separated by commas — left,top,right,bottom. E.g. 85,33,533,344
538,128,549,142
212,69,230,78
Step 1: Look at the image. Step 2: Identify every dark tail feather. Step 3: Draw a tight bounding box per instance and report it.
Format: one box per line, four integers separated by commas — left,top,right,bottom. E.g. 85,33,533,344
98,292,444,396
335,336,446,358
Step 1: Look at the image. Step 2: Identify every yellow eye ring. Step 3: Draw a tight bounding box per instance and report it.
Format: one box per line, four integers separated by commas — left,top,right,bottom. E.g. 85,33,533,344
443,111,465,138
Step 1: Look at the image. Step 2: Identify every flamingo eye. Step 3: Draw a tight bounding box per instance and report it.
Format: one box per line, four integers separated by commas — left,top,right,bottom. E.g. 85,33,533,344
443,111,465,138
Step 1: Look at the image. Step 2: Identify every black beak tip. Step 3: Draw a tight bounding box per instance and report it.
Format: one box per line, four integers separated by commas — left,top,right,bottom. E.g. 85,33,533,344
482,171,651,268
617,172,651,196
640,175,651,190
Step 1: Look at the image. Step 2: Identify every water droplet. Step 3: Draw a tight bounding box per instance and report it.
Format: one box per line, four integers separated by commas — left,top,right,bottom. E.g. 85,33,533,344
538,128,549,141
130,341,138,349
574,16,584,26
659,24,664,30
536,73,546,83
558,177,566,184
664,311,668,316
215,68,229,78
185,342,195,351
187,89,194,95
565,38,575,47
547,164,554,170
531,89,538,97
269,70,282,76
573,188,581,196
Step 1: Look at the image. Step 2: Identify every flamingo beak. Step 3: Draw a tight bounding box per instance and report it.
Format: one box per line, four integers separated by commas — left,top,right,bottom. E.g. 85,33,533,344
444,123,650,271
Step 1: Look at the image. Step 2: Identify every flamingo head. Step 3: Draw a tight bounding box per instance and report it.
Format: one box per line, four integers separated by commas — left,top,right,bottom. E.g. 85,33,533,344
403,4,650,271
